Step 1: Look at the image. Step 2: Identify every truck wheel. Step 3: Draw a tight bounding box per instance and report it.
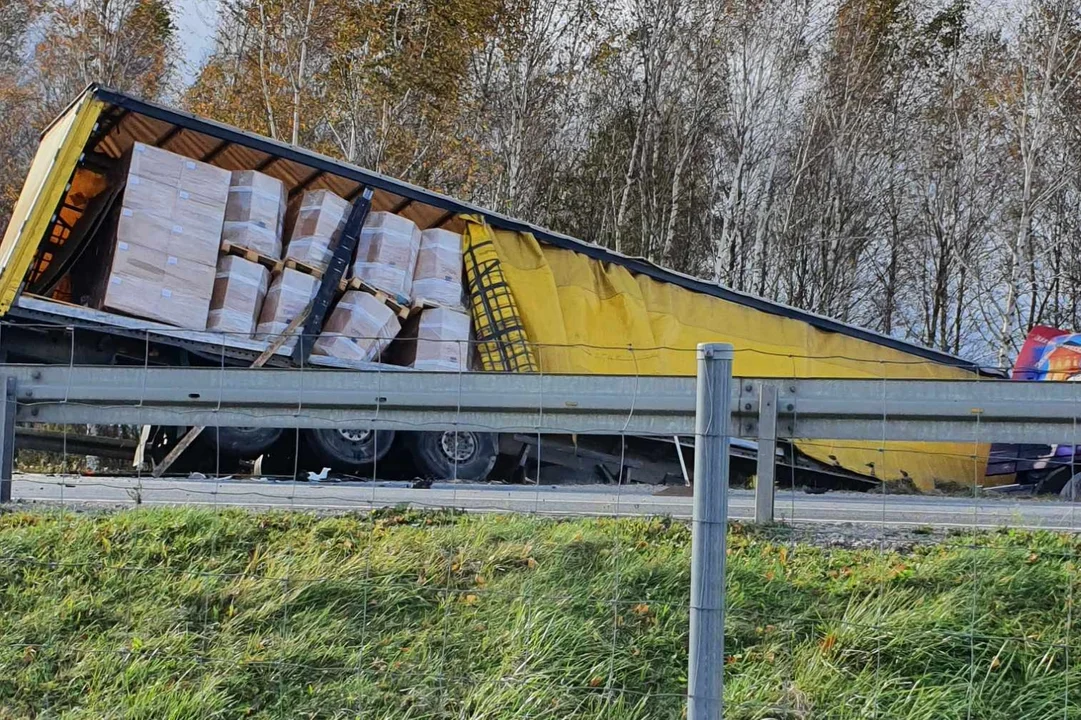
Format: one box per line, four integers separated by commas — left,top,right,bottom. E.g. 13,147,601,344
303,428,395,472
203,427,284,458
1061,473,1081,502
406,431,498,481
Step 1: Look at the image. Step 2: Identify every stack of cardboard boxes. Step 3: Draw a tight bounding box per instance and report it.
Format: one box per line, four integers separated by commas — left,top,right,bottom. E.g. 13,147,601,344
101,142,229,328
222,170,287,259
312,291,401,363
411,228,463,309
255,268,319,348
285,190,350,273
412,306,472,372
408,227,470,371
98,144,474,369
206,170,285,336
206,256,270,336
353,211,421,299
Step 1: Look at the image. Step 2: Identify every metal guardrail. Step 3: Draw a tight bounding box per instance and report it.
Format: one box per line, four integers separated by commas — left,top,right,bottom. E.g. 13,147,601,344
6,364,1081,443
7,365,695,434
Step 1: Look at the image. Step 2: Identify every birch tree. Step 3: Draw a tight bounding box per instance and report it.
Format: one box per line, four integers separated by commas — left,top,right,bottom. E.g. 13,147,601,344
994,0,1081,367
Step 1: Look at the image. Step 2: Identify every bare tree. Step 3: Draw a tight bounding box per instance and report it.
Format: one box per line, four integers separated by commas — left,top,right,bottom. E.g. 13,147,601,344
995,0,1081,367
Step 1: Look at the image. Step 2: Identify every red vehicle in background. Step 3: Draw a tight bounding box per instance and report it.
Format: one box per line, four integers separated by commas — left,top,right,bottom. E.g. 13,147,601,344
985,326,1081,499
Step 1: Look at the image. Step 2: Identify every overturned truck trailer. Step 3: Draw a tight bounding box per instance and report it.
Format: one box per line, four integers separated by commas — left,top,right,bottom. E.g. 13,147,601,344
0,85,990,490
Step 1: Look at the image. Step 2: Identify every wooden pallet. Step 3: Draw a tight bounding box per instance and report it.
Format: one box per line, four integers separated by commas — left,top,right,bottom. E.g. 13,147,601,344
219,241,326,280
283,257,325,280
337,276,414,319
219,240,284,273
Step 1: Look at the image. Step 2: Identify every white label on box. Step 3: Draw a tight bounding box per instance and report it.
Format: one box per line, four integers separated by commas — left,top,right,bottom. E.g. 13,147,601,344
179,191,190,200
118,241,129,251
167,256,178,265
122,208,133,217
161,289,172,298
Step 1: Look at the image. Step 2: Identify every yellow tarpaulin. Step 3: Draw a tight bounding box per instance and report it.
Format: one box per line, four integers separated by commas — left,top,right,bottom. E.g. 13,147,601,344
464,218,988,492
0,95,104,314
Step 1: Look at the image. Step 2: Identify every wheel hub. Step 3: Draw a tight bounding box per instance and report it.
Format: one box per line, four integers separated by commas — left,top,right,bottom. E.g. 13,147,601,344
338,428,373,443
440,431,477,463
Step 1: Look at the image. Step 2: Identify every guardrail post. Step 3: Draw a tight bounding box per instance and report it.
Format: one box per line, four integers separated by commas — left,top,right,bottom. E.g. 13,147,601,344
754,384,778,524
687,343,733,720
0,376,16,503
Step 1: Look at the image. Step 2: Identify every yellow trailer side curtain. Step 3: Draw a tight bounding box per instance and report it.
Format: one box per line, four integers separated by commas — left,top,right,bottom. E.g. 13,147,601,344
464,218,987,492
0,95,104,314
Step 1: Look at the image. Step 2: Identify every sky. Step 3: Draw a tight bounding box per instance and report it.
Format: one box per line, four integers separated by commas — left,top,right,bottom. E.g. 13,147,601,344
176,0,218,84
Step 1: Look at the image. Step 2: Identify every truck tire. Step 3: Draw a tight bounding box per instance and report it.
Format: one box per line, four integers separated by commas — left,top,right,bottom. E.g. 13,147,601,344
406,431,498,481
303,428,396,473
1061,473,1081,502
1034,466,1072,495
202,427,284,459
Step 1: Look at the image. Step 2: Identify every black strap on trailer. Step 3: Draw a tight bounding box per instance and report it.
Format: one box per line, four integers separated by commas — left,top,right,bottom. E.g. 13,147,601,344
291,187,374,364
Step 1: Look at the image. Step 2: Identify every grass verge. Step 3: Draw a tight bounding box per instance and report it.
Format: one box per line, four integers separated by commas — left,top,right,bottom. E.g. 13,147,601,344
1,507,1080,719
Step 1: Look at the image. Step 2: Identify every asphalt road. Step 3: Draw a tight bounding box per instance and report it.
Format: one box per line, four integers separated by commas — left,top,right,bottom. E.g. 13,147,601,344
9,473,1081,531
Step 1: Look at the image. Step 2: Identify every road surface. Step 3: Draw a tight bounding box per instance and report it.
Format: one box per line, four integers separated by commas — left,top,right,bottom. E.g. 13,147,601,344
8,473,1081,531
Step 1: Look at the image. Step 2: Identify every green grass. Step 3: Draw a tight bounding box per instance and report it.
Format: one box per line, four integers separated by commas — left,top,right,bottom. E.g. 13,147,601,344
1,507,1079,719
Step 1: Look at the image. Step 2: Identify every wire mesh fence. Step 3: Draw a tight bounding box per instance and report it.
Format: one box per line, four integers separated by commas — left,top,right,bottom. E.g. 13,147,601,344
2,325,1081,718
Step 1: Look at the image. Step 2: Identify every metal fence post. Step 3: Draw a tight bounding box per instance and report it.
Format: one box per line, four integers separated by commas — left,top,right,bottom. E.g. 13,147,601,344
754,384,778,524
687,343,733,720
0,376,16,503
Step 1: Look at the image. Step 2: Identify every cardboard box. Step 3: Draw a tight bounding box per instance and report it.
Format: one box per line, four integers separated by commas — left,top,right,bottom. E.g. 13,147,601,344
353,211,420,300
102,274,164,320
155,279,215,329
101,240,215,328
165,255,216,296
115,208,174,250
206,255,270,337
122,175,178,214
222,170,287,259
312,291,401,363
285,190,350,272
173,192,229,257
101,270,159,303
255,268,319,346
412,228,463,309
127,142,185,186
107,239,166,285
412,306,471,371
177,156,231,204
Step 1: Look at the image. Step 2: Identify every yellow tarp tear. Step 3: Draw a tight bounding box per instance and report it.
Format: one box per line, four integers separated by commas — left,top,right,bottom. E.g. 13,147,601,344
465,218,989,492
461,220,538,372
